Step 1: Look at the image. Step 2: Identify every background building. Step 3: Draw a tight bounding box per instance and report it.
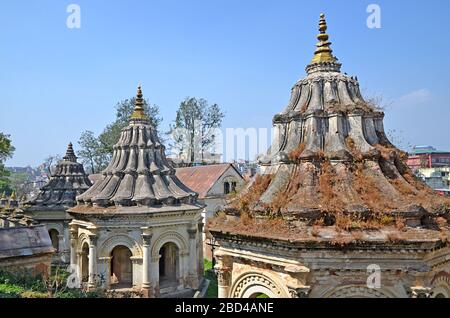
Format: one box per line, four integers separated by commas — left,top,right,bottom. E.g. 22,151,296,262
176,163,245,260
407,146,450,192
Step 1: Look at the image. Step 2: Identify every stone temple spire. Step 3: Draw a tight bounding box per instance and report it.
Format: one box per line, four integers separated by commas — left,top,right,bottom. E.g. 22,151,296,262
311,13,336,64
131,85,149,122
306,13,341,74
63,142,77,162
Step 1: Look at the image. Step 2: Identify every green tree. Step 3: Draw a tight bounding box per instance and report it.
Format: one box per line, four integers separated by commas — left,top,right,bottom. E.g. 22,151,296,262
77,98,162,174
0,133,15,194
77,131,108,174
8,172,32,199
169,97,224,164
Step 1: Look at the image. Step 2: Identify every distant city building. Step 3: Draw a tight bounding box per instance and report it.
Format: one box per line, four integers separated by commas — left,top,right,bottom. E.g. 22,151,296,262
407,146,450,170
407,146,450,191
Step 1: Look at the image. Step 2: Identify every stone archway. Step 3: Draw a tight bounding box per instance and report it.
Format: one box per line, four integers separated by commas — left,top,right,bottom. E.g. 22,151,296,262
159,242,179,288
110,245,133,288
230,272,287,298
431,274,450,298
48,229,60,251
81,242,89,283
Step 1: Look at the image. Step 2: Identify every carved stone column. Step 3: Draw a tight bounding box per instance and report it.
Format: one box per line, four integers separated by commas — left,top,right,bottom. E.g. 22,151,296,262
141,233,152,297
87,234,98,289
98,257,112,289
69,227,78,267
215,253,232,298
197,222,204,279
150,256,160,297
56,234,66,263
187,226,199,289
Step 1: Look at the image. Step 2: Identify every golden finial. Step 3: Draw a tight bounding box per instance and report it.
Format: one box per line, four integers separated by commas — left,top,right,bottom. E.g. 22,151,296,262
1,191,6,200
10,191,16,201
310,13,337,64
131,85,148,120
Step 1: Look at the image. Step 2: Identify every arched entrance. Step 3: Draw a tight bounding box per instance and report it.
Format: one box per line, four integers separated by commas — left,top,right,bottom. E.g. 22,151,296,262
230,273,287,298
49,229,59,251
81,243,89,283
159,242,179,287
110,245,133,288
250,292,270,298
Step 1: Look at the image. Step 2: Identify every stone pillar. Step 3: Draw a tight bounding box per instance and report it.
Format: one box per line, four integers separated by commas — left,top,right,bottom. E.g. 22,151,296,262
197,222,204,279
150,256,160,297
57,234,64,253
62,222,71,264
87,234,98,289
69,227,78,267
98,257,111,289
187,226,199,289
215,253,232,298
141,233,152,297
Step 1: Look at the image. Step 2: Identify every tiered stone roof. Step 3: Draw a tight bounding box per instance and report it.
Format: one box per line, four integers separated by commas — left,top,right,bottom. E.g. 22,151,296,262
75,86,198,208
222,14,450,225
26,143,92,208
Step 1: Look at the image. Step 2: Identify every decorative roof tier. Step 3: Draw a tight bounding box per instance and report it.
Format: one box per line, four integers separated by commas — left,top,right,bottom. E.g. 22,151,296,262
26,143,92,208
234,14,450,219
76,86,198,207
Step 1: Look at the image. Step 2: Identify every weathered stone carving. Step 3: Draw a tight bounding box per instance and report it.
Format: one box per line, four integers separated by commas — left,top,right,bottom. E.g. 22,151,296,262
26,143,92,207
76,86,197,207
287,285,311,298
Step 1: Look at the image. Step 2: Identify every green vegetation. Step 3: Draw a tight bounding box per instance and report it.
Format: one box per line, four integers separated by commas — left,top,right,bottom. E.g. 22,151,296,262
204,259,218,298
0,133,15,194
0,267,101,298
2,261,220,298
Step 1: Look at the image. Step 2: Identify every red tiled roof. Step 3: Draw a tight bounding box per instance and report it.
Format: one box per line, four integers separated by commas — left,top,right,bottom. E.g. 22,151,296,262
175,164,239,199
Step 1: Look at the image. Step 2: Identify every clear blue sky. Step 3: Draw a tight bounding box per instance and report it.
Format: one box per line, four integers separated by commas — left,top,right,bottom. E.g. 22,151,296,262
1,0,449,166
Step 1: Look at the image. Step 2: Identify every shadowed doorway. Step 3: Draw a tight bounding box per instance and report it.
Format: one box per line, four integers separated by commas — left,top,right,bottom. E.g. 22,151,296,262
110,245,133,288
159,242,179,288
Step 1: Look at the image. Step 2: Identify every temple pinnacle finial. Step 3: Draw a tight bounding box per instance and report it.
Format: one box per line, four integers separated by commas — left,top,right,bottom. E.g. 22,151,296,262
310,13,337,64
131,85,148,121
10,191,16,201
63,142,77,162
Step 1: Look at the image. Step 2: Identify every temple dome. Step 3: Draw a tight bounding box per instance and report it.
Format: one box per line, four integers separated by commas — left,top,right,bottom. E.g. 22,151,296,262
26,143,92,208
76,86,198,207
244,14,448,218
